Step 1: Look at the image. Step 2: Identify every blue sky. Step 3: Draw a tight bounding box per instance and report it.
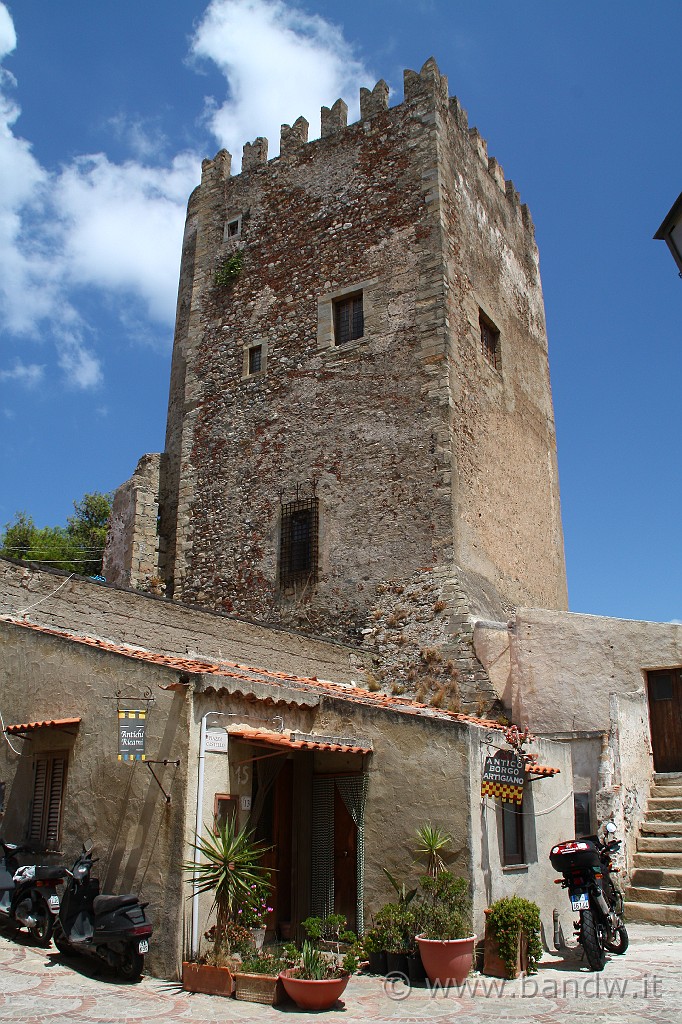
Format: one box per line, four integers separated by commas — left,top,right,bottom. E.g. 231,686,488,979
0,0,680,623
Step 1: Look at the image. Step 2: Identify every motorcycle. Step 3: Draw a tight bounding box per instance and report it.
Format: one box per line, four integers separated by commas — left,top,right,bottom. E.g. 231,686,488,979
0,839,66,945
53,840,153,980
550,821,629,971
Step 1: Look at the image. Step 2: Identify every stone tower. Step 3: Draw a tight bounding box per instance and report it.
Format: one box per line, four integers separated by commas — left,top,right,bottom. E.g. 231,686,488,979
105,59,567,710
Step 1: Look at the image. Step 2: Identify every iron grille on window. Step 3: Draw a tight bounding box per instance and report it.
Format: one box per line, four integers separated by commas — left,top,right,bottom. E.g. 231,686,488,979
479,311,500,369
249,345,262,374
334,294,364,345
279,497,319,589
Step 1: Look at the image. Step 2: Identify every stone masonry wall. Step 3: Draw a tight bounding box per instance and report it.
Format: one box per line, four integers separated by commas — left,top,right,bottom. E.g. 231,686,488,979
158,59,566,648
102,453,163,591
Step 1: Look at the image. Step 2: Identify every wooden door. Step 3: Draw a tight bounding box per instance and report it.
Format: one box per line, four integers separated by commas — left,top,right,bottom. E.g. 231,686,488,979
647,669,682,773
333,786,357,932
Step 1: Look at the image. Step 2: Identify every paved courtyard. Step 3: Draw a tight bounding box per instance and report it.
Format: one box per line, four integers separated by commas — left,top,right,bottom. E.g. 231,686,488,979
0,922,680,1024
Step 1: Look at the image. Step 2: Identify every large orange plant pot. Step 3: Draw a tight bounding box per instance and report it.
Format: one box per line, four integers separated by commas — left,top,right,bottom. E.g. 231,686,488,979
278,970,350,1010
415,934,476,986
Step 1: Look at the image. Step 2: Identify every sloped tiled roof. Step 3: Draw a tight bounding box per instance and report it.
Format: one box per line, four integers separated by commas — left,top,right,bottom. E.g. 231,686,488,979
4,716,81,735
227,725,372,754
0,614,505,730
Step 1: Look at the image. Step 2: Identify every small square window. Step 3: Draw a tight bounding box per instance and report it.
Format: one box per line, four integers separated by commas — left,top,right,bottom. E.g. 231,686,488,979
213,794,238,835
249,345,262,375
224,215,242,241
334,293,364,345
479,310,500,369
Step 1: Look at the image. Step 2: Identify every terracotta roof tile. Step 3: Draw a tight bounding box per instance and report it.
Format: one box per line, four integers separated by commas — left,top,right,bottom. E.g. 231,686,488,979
525,762,560,777
0,614,506,732
5,716,81,735
227,725,372,755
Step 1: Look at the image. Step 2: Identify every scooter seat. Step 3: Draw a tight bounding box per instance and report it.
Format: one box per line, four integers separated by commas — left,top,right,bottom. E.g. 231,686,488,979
35,865,68,881
93,893,139,915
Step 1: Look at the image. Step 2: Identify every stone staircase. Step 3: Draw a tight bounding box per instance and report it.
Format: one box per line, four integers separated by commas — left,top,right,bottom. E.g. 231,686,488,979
624,773,682,925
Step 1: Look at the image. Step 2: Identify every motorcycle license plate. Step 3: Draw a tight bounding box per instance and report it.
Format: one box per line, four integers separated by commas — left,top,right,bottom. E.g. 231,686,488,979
138,939,149,954
48,895,60,908
571,892,590,911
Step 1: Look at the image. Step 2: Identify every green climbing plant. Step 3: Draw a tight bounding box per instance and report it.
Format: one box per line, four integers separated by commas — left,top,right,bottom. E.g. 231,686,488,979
214,250,244,287
486,895,543,977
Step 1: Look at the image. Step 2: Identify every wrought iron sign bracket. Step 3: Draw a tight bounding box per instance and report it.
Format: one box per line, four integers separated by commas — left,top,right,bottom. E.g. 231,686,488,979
145,759,181,804
102,687,156,714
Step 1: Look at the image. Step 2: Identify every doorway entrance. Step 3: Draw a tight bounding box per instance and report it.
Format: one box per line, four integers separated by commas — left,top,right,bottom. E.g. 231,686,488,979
647,668,682,773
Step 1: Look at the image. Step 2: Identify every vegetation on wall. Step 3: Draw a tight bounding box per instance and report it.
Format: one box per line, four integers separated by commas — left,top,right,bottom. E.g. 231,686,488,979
214,251,244,287
0,491,112,576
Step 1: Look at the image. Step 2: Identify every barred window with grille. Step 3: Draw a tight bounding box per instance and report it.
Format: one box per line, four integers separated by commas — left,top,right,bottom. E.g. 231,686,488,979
334,293,364,345
29,752,68,850
479,310,500,370
279,498,319,589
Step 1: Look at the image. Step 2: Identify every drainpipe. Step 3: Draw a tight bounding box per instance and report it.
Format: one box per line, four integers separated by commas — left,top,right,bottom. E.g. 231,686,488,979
191,711,233,959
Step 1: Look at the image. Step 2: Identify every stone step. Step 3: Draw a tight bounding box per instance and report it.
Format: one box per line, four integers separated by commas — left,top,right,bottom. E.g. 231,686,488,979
643,808,682,823
651,785,682,799
631,867,682,888
655,772,682,785
641,820,682,836
648,796,682,810
637,836,682,853
633,852,682,869
625,885,682,906
624,901,682,926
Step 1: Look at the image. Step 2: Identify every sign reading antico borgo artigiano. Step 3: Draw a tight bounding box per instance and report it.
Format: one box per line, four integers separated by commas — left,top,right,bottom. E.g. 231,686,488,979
118,709,147,761
481,750,525,805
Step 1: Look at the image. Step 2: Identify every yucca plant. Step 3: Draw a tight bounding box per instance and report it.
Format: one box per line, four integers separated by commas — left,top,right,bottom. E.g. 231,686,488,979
414,823,453,877
185,818,270,955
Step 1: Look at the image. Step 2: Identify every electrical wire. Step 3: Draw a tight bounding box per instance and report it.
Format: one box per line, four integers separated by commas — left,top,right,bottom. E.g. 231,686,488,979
0,708,22,755
15,572,76,617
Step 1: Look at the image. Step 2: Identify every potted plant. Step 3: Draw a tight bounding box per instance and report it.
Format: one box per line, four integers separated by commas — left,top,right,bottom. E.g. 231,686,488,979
483,896,543,979
236,876,273,949
362,925,388,975
414,871,475,986
234,945,296,1005
279,940,356,1011
414,823,453,877
182,818,270,996
374,902,411,976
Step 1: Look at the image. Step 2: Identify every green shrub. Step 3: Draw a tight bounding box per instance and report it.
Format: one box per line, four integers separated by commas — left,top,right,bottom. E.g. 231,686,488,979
486,896,543,976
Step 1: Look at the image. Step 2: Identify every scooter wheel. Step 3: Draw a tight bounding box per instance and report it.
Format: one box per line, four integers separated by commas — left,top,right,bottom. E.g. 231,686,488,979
29,906,53,947
118,948,144,981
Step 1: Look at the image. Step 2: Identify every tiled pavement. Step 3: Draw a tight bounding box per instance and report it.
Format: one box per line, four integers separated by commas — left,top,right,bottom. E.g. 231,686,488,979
0,923,680,1024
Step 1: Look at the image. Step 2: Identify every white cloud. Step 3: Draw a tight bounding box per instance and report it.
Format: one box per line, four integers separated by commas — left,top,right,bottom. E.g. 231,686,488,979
0,360,44,386
192,0,373,167
0,0,373,392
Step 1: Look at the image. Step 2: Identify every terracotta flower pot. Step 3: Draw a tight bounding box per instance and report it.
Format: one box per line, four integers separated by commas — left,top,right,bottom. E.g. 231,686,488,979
278,970,350,1010
415,934,476,986
181,961,234,996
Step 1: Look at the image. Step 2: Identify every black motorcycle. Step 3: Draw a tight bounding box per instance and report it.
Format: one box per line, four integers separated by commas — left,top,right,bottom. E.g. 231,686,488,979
550,821,629,971
53,840,153,980
0,839,66,945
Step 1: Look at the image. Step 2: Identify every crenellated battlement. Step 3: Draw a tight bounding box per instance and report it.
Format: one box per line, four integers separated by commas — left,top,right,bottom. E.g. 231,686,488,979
198,56,533,230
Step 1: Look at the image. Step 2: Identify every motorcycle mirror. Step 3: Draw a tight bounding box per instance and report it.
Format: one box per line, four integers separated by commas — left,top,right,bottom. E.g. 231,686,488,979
83,839,94,854
605,821,617,834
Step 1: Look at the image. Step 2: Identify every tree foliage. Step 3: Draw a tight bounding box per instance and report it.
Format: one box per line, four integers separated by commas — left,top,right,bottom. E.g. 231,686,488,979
0,492,112,576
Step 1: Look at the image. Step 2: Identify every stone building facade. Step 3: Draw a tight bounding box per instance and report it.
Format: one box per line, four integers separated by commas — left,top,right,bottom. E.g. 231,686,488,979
104,58,566,712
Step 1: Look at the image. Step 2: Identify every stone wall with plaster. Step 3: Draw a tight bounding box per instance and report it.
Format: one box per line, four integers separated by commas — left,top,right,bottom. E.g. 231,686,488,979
0,619,190,978
102,453,163,591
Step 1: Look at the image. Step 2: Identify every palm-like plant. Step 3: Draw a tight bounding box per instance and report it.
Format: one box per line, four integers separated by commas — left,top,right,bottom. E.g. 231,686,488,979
186,818,270,953
414,823,452,877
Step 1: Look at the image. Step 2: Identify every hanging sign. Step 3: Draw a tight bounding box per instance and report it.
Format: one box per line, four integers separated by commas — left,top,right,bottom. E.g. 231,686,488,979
481,750,525,805
118,709,147,761
205,728,228,753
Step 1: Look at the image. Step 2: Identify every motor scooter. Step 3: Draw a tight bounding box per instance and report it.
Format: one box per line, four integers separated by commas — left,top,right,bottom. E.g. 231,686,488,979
53,840,153,979
0,839,66,945
550,821,628,971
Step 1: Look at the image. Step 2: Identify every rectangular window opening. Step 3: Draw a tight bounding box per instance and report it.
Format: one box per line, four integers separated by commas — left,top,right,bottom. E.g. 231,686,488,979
29,751,67,851
225,216,241,240
479,310,500,369
279,497,319,590
334,293,364,346
501,798,524,865
248,344,262,375
213,794,238,835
